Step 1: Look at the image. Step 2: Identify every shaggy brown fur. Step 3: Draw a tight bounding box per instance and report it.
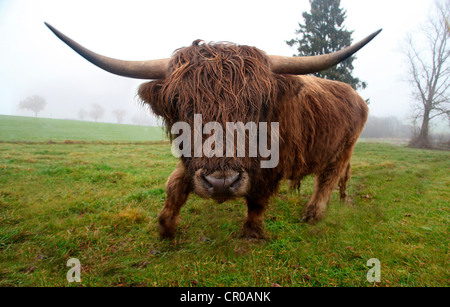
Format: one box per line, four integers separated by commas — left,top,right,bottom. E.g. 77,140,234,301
138,41,368,239
138,41,291,175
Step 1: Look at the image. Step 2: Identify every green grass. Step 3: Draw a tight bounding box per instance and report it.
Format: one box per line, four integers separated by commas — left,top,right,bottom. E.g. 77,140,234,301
0,117,448,287
0,115,165,142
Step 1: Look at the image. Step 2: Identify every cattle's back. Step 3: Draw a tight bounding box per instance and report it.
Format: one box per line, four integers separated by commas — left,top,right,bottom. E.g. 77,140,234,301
278,75,368,177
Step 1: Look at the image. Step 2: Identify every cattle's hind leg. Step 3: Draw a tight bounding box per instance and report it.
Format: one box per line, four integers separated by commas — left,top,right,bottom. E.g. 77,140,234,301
338,163,351,201
289,176,304,193
158,162,191,239
303,159,350,224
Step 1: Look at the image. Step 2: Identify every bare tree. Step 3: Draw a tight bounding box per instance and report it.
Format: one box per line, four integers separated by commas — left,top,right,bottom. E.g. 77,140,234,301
78,109,88,121
89,103,105,122
112,109,127,124
19,95,46,117
404,1,450,148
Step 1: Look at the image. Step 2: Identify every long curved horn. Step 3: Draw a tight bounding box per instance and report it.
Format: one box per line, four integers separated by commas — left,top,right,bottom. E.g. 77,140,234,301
45,22,170,79
269,29,382,75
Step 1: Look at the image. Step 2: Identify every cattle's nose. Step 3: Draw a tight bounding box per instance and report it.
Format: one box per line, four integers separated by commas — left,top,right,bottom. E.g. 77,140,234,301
203,171,241,195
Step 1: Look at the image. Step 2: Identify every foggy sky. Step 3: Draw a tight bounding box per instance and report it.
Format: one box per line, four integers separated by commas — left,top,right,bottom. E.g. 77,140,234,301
1,0,446,130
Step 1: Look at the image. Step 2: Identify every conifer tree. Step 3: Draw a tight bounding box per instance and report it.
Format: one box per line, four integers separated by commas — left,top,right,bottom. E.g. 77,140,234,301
287,0,367,90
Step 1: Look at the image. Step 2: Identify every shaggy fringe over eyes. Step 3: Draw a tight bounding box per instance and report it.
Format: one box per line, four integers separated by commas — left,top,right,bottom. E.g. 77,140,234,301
139,40,291,140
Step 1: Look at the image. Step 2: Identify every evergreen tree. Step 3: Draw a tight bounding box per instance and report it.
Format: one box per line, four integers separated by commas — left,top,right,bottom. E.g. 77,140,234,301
287,0,367,90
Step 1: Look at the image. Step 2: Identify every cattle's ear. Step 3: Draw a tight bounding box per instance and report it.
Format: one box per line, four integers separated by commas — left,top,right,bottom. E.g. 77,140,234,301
138,81,168,118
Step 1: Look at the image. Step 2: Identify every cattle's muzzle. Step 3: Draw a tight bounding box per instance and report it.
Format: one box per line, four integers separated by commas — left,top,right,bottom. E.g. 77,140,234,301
194,169,250,203
203,172,241,195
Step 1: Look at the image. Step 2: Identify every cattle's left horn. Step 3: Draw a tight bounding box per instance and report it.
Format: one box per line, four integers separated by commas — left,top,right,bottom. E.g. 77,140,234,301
45,22,170,80
269,29,382,75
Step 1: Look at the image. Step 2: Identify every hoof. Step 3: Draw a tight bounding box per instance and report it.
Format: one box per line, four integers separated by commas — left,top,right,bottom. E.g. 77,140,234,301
158,216,177,239
242,222,265,239
158,225,175,240
301,210,324,224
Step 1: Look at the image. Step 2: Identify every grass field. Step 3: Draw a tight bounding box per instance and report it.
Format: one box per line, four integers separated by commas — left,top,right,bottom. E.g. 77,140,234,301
0,116,449,287
0,115,165,142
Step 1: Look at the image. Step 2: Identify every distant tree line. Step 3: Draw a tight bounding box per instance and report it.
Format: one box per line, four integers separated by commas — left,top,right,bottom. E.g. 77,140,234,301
361,115,449,149
76,105,154,126
360,116,413,139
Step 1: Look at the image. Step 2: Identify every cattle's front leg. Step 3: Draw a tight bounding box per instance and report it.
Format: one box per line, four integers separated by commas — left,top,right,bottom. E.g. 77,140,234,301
243,195,269,239
158,162,191,239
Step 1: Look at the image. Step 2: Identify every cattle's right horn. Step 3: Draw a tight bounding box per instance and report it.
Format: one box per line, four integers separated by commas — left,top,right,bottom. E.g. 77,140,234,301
45,22,170,80
269,29,382,75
